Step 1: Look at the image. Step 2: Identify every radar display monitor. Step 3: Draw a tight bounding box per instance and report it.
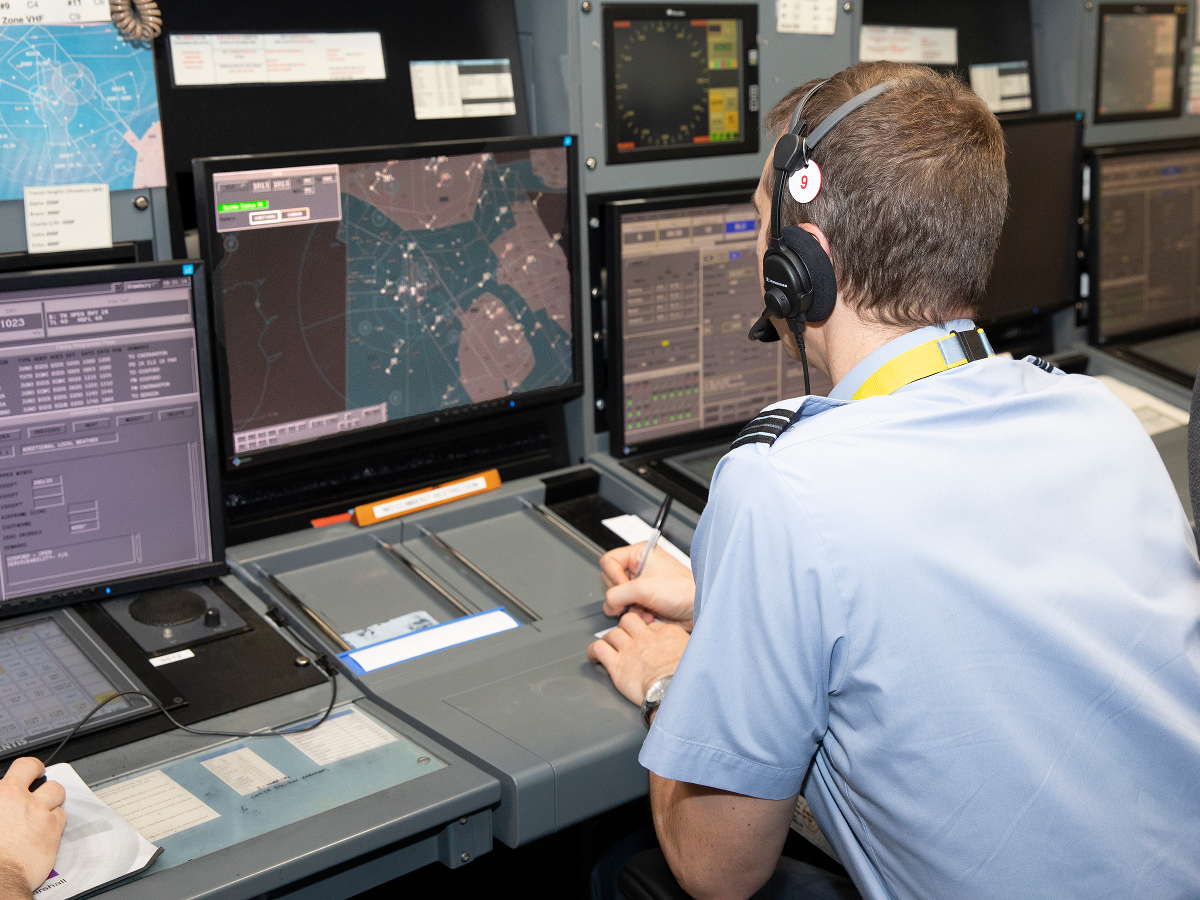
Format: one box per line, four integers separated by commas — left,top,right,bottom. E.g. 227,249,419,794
1089,142,1200,344
606,188,831,456
976,113,1083,325
1094,4,1187,123
603,4,759,165
0,261,223,618
195,136,580,470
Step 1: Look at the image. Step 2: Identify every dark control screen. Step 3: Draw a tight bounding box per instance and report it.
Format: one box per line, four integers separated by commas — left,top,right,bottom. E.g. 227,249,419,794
603,4,759,165
977,114,1081,325
1095,4,1186,123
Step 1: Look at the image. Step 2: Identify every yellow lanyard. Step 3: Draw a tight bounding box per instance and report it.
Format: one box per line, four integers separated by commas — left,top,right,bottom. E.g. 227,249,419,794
851,328,994,400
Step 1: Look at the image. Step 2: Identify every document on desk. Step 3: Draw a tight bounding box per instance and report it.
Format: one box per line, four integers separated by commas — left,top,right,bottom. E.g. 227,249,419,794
199,746,288,796
601,514,692,569
93,770,220,843
1095,375,1190,436
285,706,399,765
33,763,161,900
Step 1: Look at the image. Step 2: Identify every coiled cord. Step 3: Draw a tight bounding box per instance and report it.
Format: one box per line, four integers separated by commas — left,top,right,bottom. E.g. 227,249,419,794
109,0,162,43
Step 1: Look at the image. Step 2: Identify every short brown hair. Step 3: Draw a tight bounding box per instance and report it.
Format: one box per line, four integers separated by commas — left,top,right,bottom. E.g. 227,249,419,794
765,62,1007,327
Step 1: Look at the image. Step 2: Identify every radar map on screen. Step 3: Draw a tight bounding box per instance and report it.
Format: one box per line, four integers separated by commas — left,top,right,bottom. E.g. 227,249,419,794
0,24,165,200
213,147,574,455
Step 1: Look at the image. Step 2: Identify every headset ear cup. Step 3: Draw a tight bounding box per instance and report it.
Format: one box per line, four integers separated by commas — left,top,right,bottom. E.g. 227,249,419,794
780,226,836,323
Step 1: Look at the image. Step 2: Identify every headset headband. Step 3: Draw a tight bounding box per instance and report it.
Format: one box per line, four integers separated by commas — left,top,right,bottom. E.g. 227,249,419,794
770,79,898,243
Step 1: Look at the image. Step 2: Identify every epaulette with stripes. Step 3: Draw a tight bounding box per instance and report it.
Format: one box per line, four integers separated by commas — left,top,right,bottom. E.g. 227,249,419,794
730,406,796,450
1025,356,1055,373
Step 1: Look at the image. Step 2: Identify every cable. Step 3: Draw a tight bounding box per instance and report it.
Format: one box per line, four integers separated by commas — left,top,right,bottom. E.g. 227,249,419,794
40,659,337,769
109,0,162,43
789,317,812,397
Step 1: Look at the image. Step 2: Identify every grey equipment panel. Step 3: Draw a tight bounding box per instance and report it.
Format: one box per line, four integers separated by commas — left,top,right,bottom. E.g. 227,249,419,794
1031,0,1200,148
80,576,500,900
515,0,858,195
0,188,172,259
228,466,697,847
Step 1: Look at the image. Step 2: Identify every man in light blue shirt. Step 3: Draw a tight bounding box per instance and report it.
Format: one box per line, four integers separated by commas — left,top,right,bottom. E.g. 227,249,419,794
589,61,1200,900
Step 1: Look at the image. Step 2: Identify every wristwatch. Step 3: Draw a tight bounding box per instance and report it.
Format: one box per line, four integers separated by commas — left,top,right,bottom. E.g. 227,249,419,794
640,675,672,729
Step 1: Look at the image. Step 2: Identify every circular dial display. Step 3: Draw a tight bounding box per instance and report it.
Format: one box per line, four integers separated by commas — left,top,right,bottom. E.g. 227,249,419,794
612,21,710,149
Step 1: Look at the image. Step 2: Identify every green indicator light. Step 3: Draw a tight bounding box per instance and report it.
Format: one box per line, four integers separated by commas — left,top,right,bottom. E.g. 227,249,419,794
217,200,269,213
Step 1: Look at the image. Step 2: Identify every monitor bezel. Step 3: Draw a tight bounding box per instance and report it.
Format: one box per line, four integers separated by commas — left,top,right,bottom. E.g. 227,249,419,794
605,182,777,458
602,3,760,166
1087,137,1200,347
1093,3,1188,125
0,260,226,621
194,134,584,473
975,111,1084,328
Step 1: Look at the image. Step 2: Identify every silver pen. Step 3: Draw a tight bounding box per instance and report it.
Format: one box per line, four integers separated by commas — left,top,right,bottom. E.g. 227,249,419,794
632,495,673,578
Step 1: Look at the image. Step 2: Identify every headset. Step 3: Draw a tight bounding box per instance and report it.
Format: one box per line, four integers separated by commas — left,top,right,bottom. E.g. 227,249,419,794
749,79,898,395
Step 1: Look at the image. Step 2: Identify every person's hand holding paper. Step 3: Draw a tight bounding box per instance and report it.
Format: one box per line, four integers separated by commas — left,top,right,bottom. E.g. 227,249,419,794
0,757,66,900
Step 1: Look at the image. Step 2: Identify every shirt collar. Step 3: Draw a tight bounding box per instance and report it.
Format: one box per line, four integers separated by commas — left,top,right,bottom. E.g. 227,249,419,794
827,318,978,402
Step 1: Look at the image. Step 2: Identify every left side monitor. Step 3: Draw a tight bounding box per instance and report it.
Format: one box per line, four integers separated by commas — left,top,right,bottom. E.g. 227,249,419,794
0,261,224,618
195,135,582,472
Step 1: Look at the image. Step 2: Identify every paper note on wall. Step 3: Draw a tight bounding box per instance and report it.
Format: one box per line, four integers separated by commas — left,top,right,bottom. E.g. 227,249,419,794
23,184,112,254
859,25,958,65
777,0,837,35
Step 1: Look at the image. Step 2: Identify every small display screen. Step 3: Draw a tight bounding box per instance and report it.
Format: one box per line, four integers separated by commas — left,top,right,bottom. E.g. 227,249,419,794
1093,146,1200,342
609,192,831,454
603,4,759,165
977,114,1081,325
0,268,215,607
200,139,579,466
1095,5,1186,122
0,617,146,754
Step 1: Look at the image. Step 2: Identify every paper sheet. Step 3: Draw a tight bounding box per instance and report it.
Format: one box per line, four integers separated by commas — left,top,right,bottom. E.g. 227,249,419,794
94,770,219,843
969,61,1033,113
33,764,160,899
1190,47,1200,115
776,0,837,35
1095,375,1189,436
341,610,438,649
600,514,692,569
169,33,386,86
200,747,287,796
285,706,399,765
859,25,958,65
23,184,113,254
344,608,520,673
791,796,840,862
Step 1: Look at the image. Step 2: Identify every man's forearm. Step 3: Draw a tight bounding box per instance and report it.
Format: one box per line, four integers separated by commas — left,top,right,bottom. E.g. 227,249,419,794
0,864,32,900
649,773,795,900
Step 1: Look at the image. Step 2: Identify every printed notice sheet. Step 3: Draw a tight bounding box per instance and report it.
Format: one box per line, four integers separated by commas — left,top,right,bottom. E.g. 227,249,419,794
285,706,398,765
777,0,838,35
23,184,112,254
1095,375,1189,436
199,746,288,796
169,33,386,86
94,770,220,843
859,25,958,65
409,59,516,119
32,764,160,900
601,514,692,568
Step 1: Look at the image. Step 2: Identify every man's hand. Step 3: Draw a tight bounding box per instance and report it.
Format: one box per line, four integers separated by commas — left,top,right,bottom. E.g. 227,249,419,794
0,758,66,898
599,544,696,630
587,611,690,706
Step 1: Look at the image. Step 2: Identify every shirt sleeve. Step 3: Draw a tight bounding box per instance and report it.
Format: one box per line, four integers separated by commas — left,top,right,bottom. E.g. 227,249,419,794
638,447,847,801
